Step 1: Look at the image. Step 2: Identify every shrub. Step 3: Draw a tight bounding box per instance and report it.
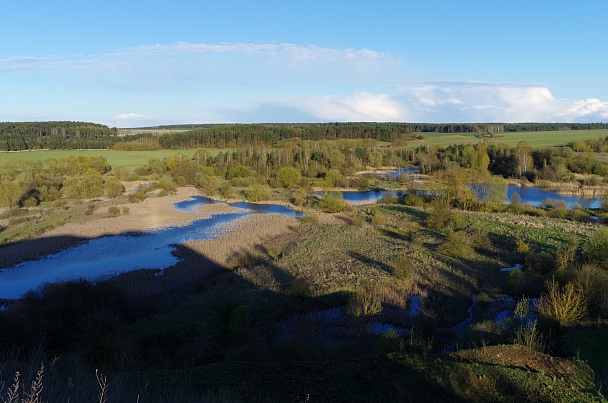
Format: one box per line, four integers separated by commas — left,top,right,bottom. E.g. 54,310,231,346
439,230,475,259
276,166,302,188
394,256,414,280
227,248,258,269
107,206,120,216
370,213,386,226
291,195,306,207
347,288,382,323
513,319,543,351
21,196,38,207
402,193,425,207
525,251,555,275
287,278,312,298
515,236,531,261
582,227,608,269
426,204,452,230
122,206,130,215
319,191,345,213
556,237,579,271
537,278,586,328
352,213,367,227
245,183,271,202
300,214,319,224
469,222,491,251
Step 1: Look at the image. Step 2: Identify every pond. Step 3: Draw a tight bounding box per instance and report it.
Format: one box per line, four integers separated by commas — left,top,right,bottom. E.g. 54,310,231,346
323,167,605,208
506,186,603,209
0,196,303,299
363,168,422,180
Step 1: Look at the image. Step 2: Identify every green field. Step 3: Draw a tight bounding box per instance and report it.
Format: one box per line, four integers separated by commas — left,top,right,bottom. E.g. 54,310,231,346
0,149,230,169
407,129,608,148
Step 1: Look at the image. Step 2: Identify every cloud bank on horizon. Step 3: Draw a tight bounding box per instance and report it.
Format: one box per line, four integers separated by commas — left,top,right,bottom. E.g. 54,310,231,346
2,41,608,127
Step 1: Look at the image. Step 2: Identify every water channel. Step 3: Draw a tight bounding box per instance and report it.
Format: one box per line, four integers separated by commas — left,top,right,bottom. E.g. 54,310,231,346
0,196,303,299
339,169,604,208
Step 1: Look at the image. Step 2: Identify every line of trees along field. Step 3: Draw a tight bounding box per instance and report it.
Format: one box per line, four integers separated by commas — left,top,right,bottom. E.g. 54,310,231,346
0,122,119,151
2,136,608,209
3,121,608,151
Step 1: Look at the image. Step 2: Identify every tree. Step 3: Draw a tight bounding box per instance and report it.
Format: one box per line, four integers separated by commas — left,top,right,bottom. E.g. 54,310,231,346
515,141,534,177
583,227,608,270
275,166,301,188
537,278,586,327
104,176,123,198
319,191,345,213
0,180,22,207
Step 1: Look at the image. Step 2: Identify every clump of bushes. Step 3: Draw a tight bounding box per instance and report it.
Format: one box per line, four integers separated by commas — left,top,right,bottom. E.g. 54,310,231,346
227,248,259,270
107,206,120,217
318,192,345,213
300,214,319,224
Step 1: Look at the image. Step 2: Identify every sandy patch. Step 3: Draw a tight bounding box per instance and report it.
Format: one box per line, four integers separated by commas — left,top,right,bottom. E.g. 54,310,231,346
183,213,300,266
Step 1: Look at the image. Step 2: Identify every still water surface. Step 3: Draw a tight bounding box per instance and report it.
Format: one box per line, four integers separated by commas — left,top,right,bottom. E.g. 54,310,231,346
0,197,302,299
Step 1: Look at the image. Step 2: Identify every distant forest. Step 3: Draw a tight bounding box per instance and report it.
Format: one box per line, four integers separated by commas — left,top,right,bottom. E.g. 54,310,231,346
2,121,608,151
0,122,118,151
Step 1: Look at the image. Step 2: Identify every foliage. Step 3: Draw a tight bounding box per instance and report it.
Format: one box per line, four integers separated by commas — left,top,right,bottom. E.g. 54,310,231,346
513,319,543,351
275,166,301,188
439,230,475,259
582,227,608,270
347,287,382,322
245,183,271,202
393,256,414,281
318,191,345,213
537,278,586,328
0,121,119,151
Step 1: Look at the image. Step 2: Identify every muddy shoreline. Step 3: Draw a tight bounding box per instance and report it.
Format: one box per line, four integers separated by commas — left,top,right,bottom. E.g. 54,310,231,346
0,187,308,269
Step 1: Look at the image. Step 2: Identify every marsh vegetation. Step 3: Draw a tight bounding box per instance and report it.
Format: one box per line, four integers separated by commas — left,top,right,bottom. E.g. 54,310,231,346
1,122,608,401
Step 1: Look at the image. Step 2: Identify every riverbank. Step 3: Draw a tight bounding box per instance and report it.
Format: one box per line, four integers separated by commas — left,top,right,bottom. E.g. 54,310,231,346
506,179,608,198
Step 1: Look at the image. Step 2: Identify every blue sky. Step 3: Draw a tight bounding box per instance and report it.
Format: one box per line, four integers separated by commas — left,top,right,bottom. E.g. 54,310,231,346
1,1,607,127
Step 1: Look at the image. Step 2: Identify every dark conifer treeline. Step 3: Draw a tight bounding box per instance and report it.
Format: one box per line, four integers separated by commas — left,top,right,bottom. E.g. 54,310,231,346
0,122,119,151
2,121,608,151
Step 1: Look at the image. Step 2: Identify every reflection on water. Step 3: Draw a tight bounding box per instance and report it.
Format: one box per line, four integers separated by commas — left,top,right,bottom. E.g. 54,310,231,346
0,196,300,299
506,186,602,209
323,169,605,208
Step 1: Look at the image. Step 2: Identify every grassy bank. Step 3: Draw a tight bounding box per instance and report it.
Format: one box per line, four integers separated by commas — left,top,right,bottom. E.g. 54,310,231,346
407,129,608,148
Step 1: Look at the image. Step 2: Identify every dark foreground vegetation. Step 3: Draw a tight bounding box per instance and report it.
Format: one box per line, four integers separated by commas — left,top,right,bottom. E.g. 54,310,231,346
1,121,608,401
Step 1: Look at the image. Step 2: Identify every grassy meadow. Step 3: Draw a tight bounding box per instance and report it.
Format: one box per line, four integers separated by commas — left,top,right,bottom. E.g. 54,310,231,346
407,129,608,148
0,148,231,169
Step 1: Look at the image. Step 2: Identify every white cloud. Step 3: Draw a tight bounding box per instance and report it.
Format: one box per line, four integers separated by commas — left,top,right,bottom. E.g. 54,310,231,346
245,82,608,123
396,81,608,122
106,113,157,128
108,41,388,62
251,92,408,122
0,56,54,72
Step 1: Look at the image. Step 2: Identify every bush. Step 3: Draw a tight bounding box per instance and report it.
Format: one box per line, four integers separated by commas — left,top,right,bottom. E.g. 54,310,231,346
351,213,367,227
583,227,608,269
426,204,452,230
402,193,425,207
370,213,386,226
439,230,475,259
319,192,345,213
394,256,414,280
21,196,38,207
287,278,312,298
245,183,271,202
227,248,258,269
300,214,319,224
107,206,120,216
537,278,586,328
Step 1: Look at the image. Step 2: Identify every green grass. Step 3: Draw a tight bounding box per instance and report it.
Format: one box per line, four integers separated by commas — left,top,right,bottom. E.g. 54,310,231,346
0,148,231,169
407,129,608,148
136,346,605,402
